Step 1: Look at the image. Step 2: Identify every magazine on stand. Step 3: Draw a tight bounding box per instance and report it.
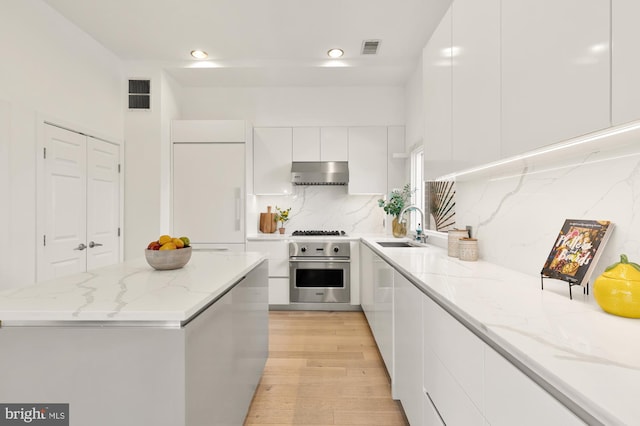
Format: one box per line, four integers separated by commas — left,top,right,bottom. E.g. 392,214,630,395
541,219,614,287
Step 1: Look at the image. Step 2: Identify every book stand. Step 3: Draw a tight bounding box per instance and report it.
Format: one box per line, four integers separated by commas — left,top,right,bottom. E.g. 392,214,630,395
540,273,588,300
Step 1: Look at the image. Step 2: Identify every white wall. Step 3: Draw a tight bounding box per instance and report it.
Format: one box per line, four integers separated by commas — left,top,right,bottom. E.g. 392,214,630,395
455,138,640,297
123,65,183,260
0,1,123,140
180,86,404,126
0,0,123,289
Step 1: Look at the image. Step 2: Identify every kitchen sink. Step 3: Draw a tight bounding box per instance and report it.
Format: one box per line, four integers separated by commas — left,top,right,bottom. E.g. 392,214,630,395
376,241,422,248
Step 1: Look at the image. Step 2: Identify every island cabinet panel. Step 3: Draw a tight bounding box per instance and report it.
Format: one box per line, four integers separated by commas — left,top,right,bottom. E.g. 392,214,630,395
0,326,186,426
483,346,585,426
0,259,268,426
500,0,610,156
422,294,485,425
186,261,268,425
393,271,423,425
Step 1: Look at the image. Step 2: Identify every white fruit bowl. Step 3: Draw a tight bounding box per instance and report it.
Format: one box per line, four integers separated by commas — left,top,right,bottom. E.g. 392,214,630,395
145,246,192,270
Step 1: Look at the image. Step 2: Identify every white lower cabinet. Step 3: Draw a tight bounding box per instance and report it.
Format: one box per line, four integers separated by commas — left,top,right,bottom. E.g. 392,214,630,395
484,347,585,426
423,294,485,426
359,243,393,377
247,240,289,305
393,272,423,425
360,244,584,425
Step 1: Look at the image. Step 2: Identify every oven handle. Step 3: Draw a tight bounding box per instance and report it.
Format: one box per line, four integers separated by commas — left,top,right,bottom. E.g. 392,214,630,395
289,257,350,263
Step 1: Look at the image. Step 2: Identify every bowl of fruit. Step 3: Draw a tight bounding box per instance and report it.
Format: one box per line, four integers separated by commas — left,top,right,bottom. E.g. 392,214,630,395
145,235,192,270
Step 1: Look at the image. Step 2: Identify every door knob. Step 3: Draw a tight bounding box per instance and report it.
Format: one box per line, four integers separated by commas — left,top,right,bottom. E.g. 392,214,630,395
88,241,103,248
74,243,87,251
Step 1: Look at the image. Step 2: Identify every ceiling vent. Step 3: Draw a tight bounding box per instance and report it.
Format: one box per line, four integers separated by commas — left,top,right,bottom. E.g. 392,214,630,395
361,40,381,55
128,79,150,110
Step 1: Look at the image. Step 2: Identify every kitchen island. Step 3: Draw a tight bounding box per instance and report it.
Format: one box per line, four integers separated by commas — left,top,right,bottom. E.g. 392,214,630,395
362,237,639,426
0,251,268,426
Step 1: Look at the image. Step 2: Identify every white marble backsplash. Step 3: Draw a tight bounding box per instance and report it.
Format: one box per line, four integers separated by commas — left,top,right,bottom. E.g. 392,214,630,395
456,141,640,282
250,185,386,234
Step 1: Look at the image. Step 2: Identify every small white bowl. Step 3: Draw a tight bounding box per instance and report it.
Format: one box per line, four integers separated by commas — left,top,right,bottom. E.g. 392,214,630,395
145,246,192,270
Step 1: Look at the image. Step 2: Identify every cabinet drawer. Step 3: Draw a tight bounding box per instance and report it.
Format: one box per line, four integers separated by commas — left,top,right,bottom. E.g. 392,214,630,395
268,277,289,305
424,345,485,426
246,241,289,277
484,347,585,426
423,295,484,410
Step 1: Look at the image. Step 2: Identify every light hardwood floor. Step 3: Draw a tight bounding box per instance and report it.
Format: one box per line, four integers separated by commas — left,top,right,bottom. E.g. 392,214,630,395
244,311,409,426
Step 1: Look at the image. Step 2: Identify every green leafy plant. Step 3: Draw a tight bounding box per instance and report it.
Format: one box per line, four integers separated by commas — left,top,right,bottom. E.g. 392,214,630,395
378,184,412,218
274,206,291,228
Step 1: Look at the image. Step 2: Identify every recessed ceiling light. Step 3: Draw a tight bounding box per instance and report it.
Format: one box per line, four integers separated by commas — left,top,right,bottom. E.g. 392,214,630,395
190,50,208,59
327,48,344,58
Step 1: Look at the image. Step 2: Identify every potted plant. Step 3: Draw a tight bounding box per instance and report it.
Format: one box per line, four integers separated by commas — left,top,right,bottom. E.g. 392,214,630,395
378,184,412,237
274,206,291,234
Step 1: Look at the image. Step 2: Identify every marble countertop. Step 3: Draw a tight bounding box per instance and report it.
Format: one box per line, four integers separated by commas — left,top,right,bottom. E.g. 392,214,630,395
0,251,266,326
362,237,638,426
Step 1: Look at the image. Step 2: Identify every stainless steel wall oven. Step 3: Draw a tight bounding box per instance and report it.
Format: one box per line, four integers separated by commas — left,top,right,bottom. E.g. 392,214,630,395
289,241,350,304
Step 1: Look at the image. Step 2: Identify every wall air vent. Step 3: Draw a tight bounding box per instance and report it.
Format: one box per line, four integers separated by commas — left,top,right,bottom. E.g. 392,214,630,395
361,40,381,55
128,79,150,110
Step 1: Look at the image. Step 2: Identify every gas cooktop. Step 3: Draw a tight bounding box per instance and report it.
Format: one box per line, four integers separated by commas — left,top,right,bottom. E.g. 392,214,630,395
291,230,347,236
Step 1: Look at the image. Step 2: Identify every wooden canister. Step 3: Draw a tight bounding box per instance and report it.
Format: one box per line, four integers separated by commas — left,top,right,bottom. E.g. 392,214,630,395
447,229,469,257
458,238,478,261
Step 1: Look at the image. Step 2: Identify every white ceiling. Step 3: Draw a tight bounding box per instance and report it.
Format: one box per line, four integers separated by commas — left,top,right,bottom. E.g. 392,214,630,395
42,0,451,87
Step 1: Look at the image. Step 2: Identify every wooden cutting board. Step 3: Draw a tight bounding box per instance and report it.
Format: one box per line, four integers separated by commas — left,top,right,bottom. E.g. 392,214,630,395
259,206,277,233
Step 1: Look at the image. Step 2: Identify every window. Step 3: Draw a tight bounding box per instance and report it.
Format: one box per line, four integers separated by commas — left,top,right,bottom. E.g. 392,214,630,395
410,146,424,232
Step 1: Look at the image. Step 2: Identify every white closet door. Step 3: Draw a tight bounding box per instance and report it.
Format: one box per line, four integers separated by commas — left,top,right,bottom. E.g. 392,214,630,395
42,124,87,280
86,137,120,271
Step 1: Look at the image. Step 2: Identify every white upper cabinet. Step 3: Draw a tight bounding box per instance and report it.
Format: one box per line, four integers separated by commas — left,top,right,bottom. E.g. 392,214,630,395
452,0,501,169
423,6,453,180
292,127,320,161
292,127,349,162
348,127,387,194
386,126,405,194
320,127,348,161
172,120,246,143
501,0,610,157
612,0,640,125
253,127,293,195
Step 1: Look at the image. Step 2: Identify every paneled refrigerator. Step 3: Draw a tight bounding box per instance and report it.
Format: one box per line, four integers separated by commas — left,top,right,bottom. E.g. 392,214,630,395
172,139,245,252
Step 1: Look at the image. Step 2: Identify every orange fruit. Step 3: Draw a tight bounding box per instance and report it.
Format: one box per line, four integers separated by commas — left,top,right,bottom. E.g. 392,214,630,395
159,242,177,250
158,235,172,245
172,238,185,248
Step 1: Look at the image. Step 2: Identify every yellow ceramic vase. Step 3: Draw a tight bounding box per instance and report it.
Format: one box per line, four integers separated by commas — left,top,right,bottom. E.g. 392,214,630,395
593,254,640,319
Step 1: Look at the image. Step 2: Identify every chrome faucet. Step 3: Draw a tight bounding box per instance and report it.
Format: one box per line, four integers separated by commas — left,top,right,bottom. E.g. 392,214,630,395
398,205,428,243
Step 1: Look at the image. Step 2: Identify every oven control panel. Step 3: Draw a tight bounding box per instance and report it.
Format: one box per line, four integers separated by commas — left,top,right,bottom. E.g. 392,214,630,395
289,241,350,258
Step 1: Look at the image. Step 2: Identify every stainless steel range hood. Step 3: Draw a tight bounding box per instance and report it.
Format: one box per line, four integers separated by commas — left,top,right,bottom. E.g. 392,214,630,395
291,161,349,185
